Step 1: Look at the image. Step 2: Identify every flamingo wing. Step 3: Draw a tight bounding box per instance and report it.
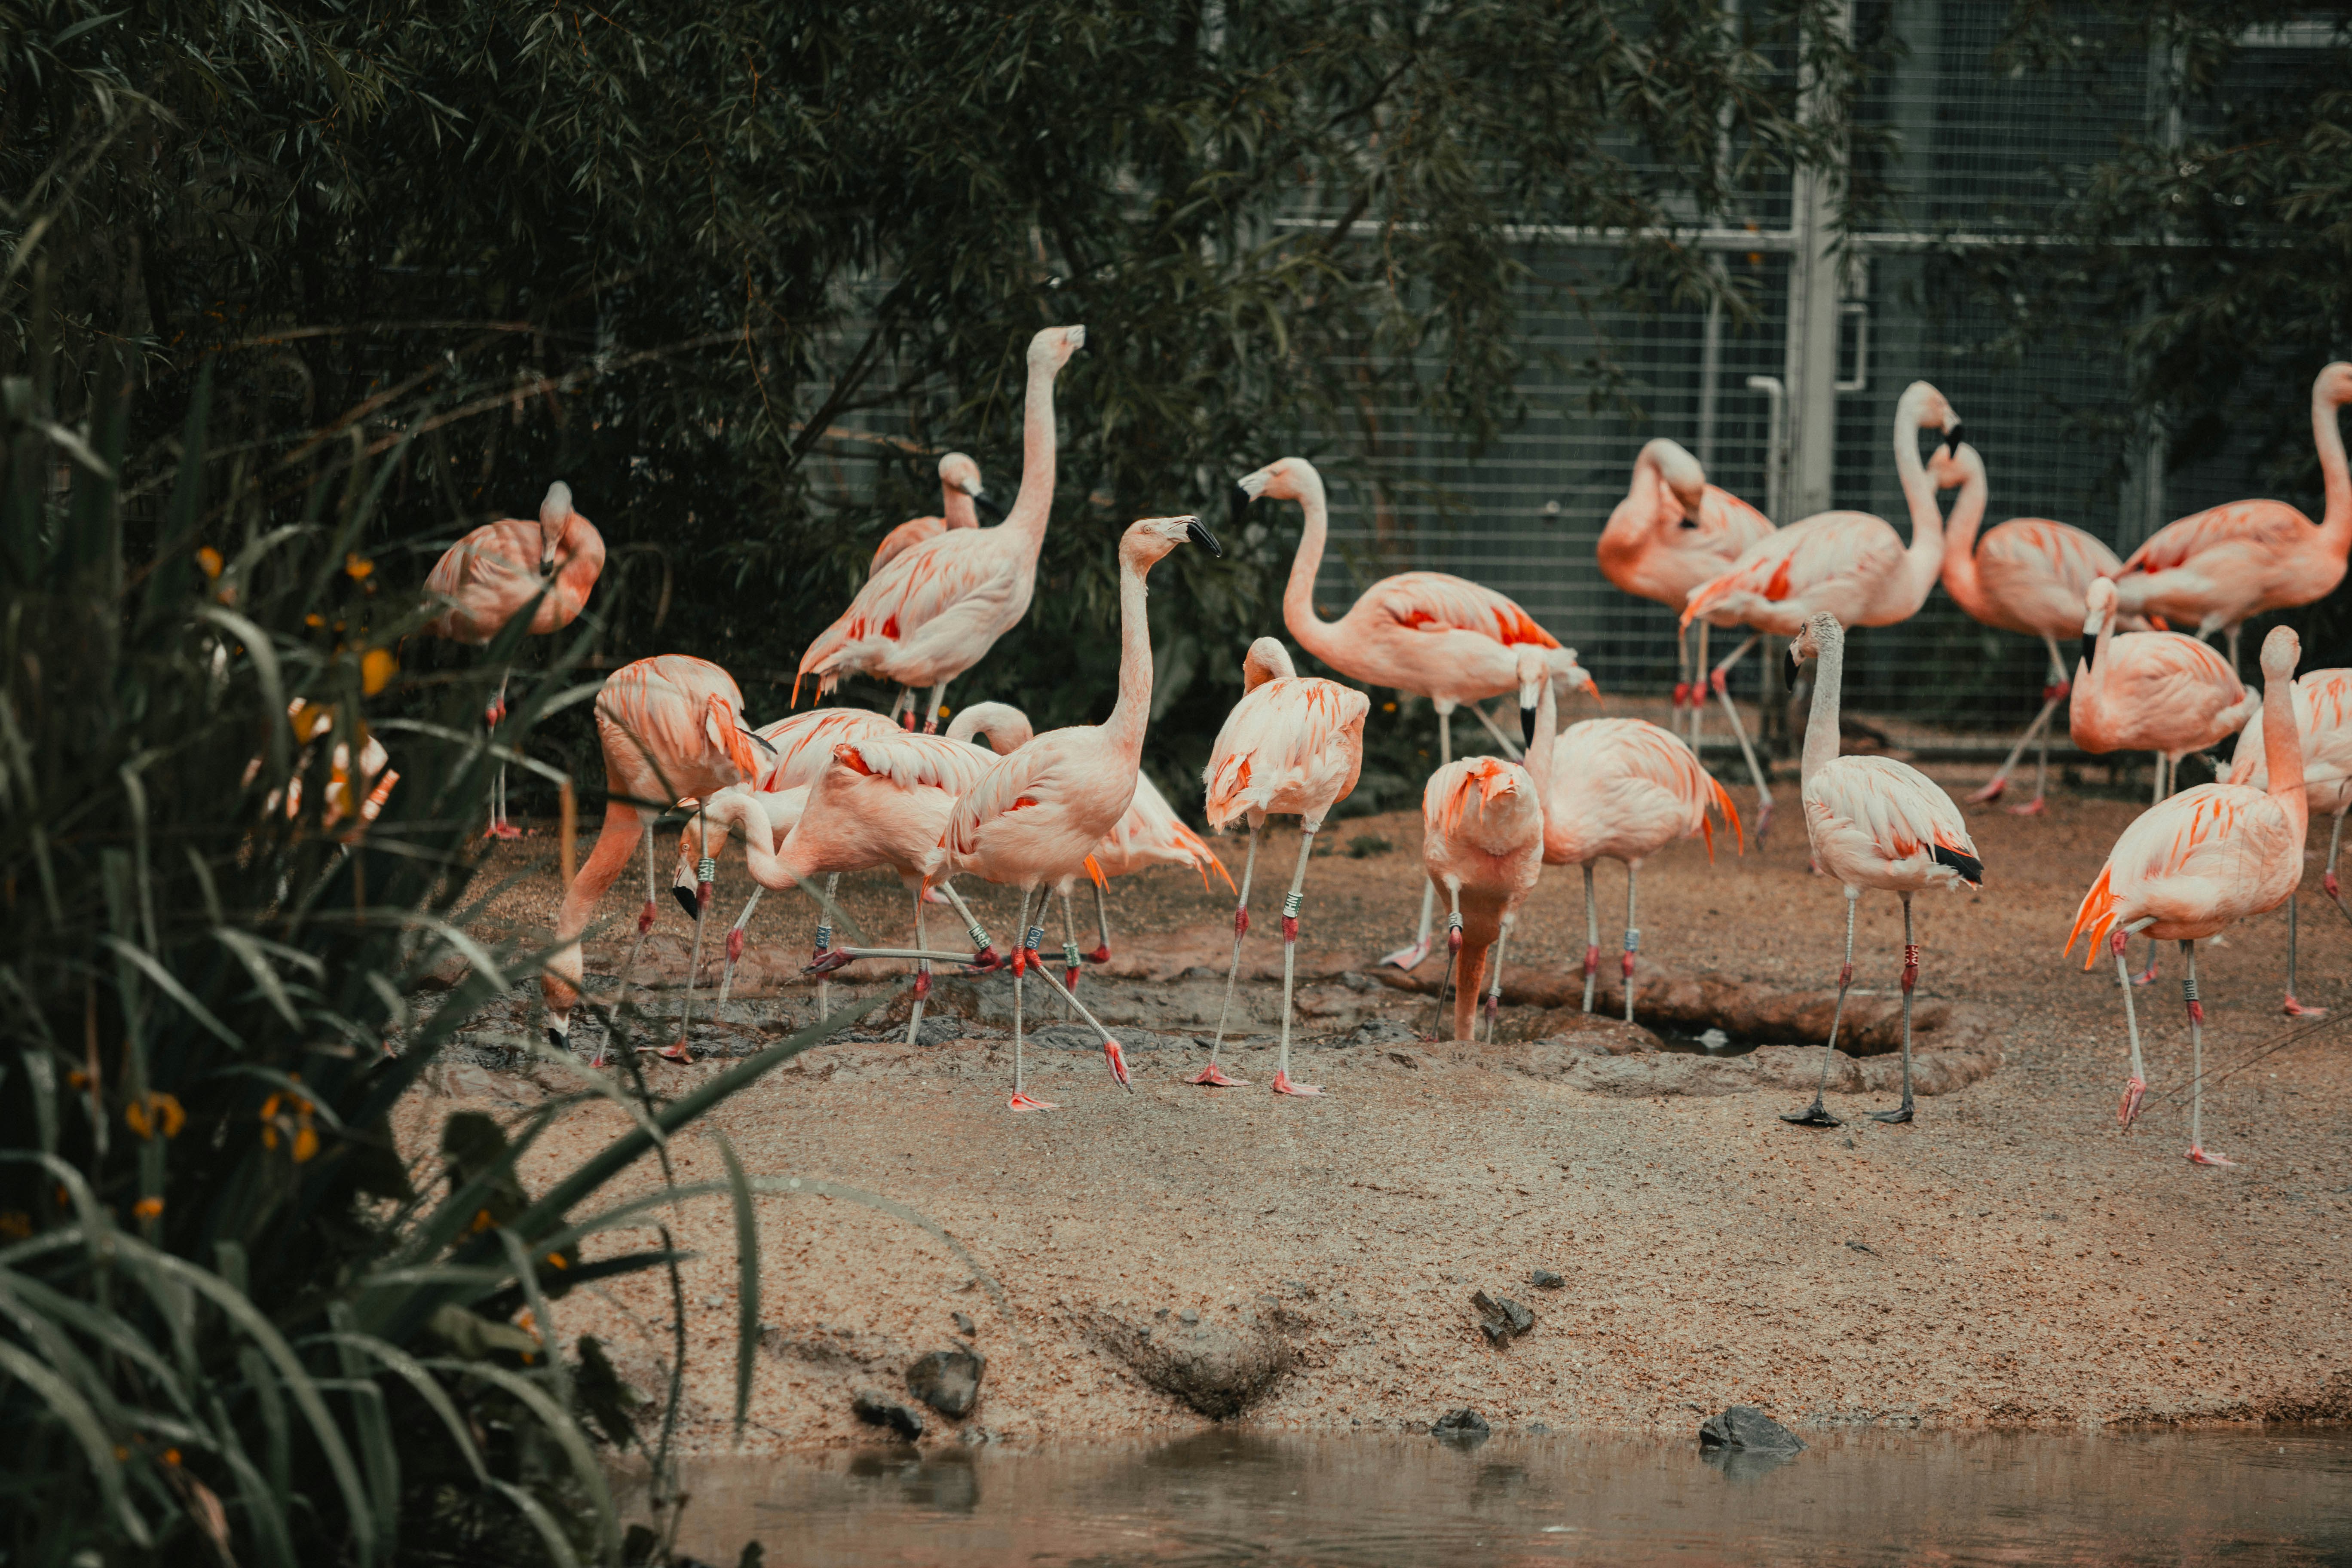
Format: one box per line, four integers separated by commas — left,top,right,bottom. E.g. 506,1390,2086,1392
1365,572,1559,648
2229,668,2352,792
757,707,900,790
2118,500,2314,576
2065,784,2299,961
1681,513,1900,626
871,515,949,576
798,530,1023,694
1809,756,1979,882
939,735,1133,872
835,734,998,796
1697,486,1775,554
1203,677,1371,827
424,519,545,641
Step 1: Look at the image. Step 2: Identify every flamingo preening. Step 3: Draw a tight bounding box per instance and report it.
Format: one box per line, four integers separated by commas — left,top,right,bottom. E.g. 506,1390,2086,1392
1194,637,1371,1093
1681,381,1964,836
1236,455,1596,970
870,453,1002,577
1419,645,1559,1044
542,655,763,1066
2067,626,2310,1167
2070,577,2258,806
796,326,1086,731
922,515,1219,1110
1779,612,1984,1129
423,481,605,836
2225,668,2352,1017
2108,362,2352,673
1541,718,1741,1020
1933,442,2147,814
1594,437,1773,745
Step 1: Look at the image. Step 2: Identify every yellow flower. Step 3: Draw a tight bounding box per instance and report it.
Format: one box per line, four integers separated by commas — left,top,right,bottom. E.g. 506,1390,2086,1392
345,553,374,580
1382,701,1397,713
292,1125,318,1164
361,647,398,696
133,1197,164,1221
260,1085,317,1161
305,613,325,629
196,547,223,579
125,1092,185,1140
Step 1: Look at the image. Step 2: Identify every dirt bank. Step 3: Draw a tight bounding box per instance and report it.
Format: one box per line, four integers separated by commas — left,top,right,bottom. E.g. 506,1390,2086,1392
401,781,2352,1449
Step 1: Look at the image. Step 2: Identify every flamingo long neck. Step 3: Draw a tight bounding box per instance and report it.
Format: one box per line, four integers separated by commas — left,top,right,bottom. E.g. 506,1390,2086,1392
2079,597,2114,706
943,481,978,530
1524,674,1558,799
1801,628,1846,790
2314,379,2352,554
2261,655,2309,837
716,793,811,894
1001,354,1063,558
1281,469,1348,668
1890,410,1948,610
1102,544,1157,762
1936,466,1989,618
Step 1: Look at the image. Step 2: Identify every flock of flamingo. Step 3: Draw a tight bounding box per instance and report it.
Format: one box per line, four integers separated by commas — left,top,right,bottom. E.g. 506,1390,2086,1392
405,323,2352,1164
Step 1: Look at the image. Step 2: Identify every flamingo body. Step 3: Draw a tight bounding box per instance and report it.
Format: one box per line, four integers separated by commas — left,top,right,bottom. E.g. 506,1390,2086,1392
1543,719,1737,868
2227,668,2352,814
1596,438,1775,612
424,483,604,643
2070,579,2256,761
1804,756,1982,895
1203,653,1371,830
871,453,988,576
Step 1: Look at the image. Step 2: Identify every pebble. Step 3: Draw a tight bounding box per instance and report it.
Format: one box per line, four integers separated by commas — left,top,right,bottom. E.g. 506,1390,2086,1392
1530,1269,1565,1289
905,1348,987,1419
1431,1408,1491,1440
851,1389,925,1441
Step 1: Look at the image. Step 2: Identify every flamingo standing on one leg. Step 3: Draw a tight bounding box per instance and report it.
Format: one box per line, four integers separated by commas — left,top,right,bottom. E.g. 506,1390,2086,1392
2065,626,2311,1166
870,453,1004,579
2225,668,2352,1016
1194,637,1370,1092
2108,362,2352,673
1541,717,1742,1021
1779,612,1984,1129
1593,437,1773,744
424,482,605,837
922,516,1220,1110
1933,442,2148,814
796,327,1086,732
1681,382,1964,836
1420,646,1559,1044
542,656,761,1065
1235,455,1596,971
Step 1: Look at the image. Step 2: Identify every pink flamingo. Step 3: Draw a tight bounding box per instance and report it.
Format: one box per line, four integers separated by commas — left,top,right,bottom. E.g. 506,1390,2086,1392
1780,612,1984,1128
666,705,900,911
870,453,1002,578
920,516,1220,1110
258,701,400,834
1419,646,1559,1044
424,482,605,836
944,701,1234,986
2108,363,2352,672
2065,626,2310,1166
543,656,762,1065
1595,437,1774,742
1681,382,1964,834
1237,455,1596,970
1192,637,1370,1093
2071,577,2257,805
1934,442,2149,814
796,327,1086,731
1542,718,1742,1020
2224,668,2352,1016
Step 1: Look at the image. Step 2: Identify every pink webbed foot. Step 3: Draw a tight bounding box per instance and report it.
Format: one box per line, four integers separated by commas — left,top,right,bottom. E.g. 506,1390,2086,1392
2132,956,2159,987
588,1051,608,1070
2325,871,2341,904
2007,796,2047,818
726,929,745,963
648,1039,693,1064
1187,1062,1249,1087
1064,965,1081,991
1966,775,2007,805
2283,995,2327,1018
1380,937,1431,971
1086,945,1110,965
1272,1069,1323,1097
637,900,657,935
488,821,525,840
1008,1091,1059,1112
2116,1075,2147,1128
1102,1039,1133,1090
805,949,852,975
923,885,952,905
2185,1145,2236,1167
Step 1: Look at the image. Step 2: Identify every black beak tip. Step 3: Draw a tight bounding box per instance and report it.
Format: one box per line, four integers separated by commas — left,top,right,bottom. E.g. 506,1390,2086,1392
742,726,778,756
975,493,1006,520
1187,518,1223,557
1229,485,1254,527
671,885,700,922
1941,419,1964,456
1520,704,1537,745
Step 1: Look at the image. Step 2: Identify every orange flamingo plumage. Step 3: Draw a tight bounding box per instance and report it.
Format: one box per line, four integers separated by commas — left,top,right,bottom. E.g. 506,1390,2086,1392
2224,667,2352,1016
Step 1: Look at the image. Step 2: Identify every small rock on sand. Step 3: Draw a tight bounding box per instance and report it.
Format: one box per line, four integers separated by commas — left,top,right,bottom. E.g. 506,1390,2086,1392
1530,1268,1565,1289
851,1389,925,1440
904,1348,986,1419
1698,1405,1804,1452
1431,1408,1491,1441
1090,1308,1294,1420
1473,1291,1535,1344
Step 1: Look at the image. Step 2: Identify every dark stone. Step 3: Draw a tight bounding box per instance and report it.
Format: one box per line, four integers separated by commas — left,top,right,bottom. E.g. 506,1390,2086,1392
1349,1017,1421,1047
1473,1290,1535,1341
905,1349,986,1419
1432,1408,1491,1442
851,1389,925,1440
1845,1240,1875,1255
1530,1269,1565,1290
952,1311,977,1336
1089,1309,1295,1421
1698,1405,1804,1454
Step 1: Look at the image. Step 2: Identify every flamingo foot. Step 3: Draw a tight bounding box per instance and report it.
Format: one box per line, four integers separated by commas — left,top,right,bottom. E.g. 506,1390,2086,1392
646,1039,694,1063
1187,1062,1249,1087
1380,936,1431,970
2007,796,2047,818
2284,995,2327,1018
2132,959,2159,987
488,821,525,840
726,928,745,962
923,885,952,904
637,900,657,935
1271,1069,1323,1097
1967,775,2007,804
588,1051,608,1069
1008,1091,1059,1112
2185,1144,2236,1167
1086,945,1110,965
1868,1101,1914,1125
805,948,853,975
2117,1075,2147,1128
1102,1039,1133,1090
1781,1096,1841,1127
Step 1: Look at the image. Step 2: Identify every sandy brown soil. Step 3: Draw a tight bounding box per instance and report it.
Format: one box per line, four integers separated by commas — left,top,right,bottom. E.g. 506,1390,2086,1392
399,769,2352,1451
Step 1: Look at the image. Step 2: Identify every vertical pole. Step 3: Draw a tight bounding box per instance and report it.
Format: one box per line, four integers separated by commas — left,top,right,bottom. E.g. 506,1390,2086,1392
1782,0,1853,526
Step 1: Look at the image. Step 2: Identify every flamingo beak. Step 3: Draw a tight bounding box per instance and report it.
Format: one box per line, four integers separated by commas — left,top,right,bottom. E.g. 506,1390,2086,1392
1185,517,1223,557
1229,484,1253,532
740,726,778,756
974,491,1006,521
1520,701,1537,746
1940,418,1964,457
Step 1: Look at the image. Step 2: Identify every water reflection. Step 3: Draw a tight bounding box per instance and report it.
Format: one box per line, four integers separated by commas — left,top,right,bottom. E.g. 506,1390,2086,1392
633,1427,2352,1567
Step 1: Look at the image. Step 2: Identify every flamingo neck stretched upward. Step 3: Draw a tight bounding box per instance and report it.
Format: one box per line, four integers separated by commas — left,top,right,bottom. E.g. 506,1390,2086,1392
1800,622,1847,791
1935,456,1991,620
1888,401,1950,614
1101,539,1160,763
2312,372,2352,558
1000,350,1065,559
2260,649,2309,837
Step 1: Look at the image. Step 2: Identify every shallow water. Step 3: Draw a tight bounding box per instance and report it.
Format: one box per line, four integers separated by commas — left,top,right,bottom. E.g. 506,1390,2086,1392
640,1428,2352,1566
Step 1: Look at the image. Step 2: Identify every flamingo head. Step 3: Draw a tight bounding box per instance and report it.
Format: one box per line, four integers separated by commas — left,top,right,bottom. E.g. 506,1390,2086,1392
940,452,999,520
2260,625,2303,683
1515,645,1550,745
1029,325,1086,374
537,481,576,573
944,701,1035,754
1120,514,1220,571
1898,380,1963,456
1927,440,1982,493
2082,576,2118,638
1233,456,1324,514
2316,361,2352,410
1789,611,1844,669
1550,649,1602,710
1639,438,1707,516
1242,636,1297,692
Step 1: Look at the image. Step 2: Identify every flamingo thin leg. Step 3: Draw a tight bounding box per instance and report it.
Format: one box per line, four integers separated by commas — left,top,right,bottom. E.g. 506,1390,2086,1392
1273,827,1323,1096
1089,879,1112,964
658,811,718,1062
2183,940,2232,1166
2284,895,2327,1017
1869,894,1918,1123
1383,709,1450,970
1709,634,1772,836
1007,888,1055,1111
812,873,841,1018
715,885,763,1012
904,882,932,1048
2113,920,2153,1126
922,681,948,735
1690,622,1710,749
1622,864,1640,1025
1481,918,1510,1044
597,822,662,1068
1193,824,1259,1087
1024,959,1133,1090
1783,886,1856,1127
1468,700,1524,760
1581,863,1599,1014
1429,885,1464,1040
1058,888,1084,1008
